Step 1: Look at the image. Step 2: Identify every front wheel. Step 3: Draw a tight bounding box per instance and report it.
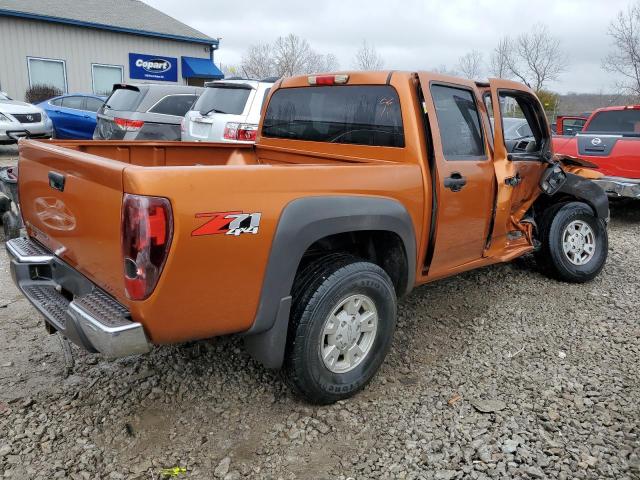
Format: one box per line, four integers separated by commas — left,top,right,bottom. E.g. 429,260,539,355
284,255,397,404
535,202,608,283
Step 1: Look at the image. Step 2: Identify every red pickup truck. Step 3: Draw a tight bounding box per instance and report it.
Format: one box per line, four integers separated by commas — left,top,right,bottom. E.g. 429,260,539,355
553,106,640,199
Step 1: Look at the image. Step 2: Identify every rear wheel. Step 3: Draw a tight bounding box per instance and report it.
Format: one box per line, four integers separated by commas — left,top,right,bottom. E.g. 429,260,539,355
2,211,20,240
535,202,607,283
284,255,397,404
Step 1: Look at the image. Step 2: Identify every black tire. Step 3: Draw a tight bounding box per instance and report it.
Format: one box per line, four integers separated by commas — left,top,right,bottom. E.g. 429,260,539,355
535,202,608,283
2,211,20,240
0,196,10,216
284,255,397,404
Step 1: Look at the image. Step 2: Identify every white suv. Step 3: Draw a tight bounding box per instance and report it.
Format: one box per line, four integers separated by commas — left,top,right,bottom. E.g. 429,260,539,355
181,78,275,143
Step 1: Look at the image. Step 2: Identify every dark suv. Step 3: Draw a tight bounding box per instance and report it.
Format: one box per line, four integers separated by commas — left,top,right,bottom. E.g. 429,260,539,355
94,84,203,140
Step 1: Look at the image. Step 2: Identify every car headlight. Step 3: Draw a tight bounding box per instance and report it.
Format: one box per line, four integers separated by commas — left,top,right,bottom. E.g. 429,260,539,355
0,112,11,122
41,110,49,121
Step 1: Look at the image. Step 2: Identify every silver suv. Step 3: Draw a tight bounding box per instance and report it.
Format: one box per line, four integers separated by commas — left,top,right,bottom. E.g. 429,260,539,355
94,84,202,141
181,78,276,143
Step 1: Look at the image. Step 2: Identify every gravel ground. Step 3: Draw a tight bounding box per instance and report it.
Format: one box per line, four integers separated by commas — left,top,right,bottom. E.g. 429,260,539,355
0,169,638,479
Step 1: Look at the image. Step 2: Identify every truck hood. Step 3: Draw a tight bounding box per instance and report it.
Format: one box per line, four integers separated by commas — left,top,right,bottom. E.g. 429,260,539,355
0,100,44,115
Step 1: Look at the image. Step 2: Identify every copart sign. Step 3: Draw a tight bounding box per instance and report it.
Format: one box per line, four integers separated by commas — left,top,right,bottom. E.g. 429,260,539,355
129,53,178,82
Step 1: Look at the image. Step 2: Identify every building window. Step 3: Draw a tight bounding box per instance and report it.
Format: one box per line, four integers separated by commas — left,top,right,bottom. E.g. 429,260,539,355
92,64,123,96
27,57,67,93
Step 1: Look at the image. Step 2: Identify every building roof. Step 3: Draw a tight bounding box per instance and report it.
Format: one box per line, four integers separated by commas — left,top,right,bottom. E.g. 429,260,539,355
0,0,216,45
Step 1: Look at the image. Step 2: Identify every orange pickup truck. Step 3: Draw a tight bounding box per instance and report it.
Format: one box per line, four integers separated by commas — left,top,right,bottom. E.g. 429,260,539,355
6,72,609,404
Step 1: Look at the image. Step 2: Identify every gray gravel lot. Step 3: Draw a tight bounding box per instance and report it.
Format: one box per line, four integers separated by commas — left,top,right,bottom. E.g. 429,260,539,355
0,160,638,479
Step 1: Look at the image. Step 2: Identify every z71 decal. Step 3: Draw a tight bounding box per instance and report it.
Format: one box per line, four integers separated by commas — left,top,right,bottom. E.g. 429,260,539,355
192,211,262,237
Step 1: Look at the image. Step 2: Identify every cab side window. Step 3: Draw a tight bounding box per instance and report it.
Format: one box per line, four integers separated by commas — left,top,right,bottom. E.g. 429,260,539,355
85,97,104,112
61,96,84,110
431,84,485,160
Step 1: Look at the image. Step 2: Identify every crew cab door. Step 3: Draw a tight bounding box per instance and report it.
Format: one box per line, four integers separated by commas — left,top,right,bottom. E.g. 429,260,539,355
417,74,497,277
480,78,550,257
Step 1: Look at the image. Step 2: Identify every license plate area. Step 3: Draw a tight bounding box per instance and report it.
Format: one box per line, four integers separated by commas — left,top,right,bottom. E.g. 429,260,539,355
191,121,210,138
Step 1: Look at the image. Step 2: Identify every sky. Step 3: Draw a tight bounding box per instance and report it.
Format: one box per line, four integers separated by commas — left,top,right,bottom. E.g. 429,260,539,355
144,0,633,94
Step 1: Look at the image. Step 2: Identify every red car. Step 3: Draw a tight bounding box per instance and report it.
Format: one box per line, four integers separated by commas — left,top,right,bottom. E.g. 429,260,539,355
553,105,640,199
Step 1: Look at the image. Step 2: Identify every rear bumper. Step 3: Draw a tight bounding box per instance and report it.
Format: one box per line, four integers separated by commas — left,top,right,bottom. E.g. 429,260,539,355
6,237,151,358
593,176,640,199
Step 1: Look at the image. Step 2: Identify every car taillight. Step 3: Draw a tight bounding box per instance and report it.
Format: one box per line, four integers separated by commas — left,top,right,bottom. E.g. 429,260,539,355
223,122,258,141
308,74,349,85
114,117,144,131
180,117,186,133
121,194,173,301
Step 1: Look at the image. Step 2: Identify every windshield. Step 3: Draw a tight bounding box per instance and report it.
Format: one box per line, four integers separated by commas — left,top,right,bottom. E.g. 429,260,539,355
503,118,532,140
193,86,251,115
0,92,11,101
585,109,640,133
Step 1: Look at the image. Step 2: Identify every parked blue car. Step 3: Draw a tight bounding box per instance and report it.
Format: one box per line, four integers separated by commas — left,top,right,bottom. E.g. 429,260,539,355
38,94,106,139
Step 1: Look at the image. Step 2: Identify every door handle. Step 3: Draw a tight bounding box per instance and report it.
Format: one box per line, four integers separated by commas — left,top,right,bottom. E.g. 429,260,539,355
444,172,467,192
48,171,65,192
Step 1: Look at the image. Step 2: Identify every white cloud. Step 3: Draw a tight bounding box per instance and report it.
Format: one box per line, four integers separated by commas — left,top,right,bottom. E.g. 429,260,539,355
144,0,632,93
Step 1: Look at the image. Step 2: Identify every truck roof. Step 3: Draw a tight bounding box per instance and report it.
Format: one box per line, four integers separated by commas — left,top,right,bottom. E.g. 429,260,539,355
590,104,640,115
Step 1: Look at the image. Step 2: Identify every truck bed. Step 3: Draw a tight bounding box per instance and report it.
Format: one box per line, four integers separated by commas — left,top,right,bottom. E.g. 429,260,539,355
50,140,258,166
16,138,424,344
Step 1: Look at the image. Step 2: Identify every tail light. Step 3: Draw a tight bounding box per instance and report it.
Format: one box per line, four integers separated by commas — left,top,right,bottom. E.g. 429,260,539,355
308,74,349,86
223,122,258,141
122,194,173,300
180,117,186,134
114,117,144,131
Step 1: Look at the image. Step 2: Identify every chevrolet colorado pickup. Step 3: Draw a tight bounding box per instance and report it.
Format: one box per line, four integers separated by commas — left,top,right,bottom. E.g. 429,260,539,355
6,71,609,404
553,105,640,199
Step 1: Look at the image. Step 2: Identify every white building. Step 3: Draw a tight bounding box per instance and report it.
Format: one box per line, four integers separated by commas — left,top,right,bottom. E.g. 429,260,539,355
0,0,223,101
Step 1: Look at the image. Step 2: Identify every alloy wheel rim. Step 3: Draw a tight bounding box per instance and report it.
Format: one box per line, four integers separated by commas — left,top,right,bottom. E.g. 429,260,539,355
320,294,378,374
562,220,596,266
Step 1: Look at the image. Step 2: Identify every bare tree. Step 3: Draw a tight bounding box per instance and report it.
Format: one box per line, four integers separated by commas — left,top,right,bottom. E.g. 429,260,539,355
241,34,339,78
353,41,384,70
603,2,640,98
457,50,484,79
432,64,458,76
489,37,512,78
220,63,243,79
241,43,275,78
502,24,566,92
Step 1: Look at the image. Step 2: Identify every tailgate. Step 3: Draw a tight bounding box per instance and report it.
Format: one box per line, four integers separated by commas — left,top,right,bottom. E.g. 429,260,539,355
17,140,127,302
575,134,640,178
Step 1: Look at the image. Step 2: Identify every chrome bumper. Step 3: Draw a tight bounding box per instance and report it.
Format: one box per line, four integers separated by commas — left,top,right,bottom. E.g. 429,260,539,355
6,237,151,358
593,176,640,199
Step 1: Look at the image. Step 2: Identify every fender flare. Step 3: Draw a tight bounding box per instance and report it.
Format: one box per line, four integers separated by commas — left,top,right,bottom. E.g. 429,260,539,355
243,195,417,368
556,173,609,219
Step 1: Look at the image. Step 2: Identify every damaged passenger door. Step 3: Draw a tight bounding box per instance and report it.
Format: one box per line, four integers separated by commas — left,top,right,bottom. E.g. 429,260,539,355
480,79,551,257
418,73,497,278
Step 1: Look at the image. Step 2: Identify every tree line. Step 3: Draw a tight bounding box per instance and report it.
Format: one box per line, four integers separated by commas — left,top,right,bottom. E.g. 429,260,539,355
223,1,640,101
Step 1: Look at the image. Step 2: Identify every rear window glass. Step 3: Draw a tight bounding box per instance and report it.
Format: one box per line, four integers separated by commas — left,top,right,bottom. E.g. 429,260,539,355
149,95,198,116
262,85,404,147
85,97,104,112
105,88,142,111
193,86,251,115
585,110,640,133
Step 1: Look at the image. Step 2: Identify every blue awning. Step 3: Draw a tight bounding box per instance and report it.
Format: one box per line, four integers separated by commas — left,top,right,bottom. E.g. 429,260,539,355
181,56,224,79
